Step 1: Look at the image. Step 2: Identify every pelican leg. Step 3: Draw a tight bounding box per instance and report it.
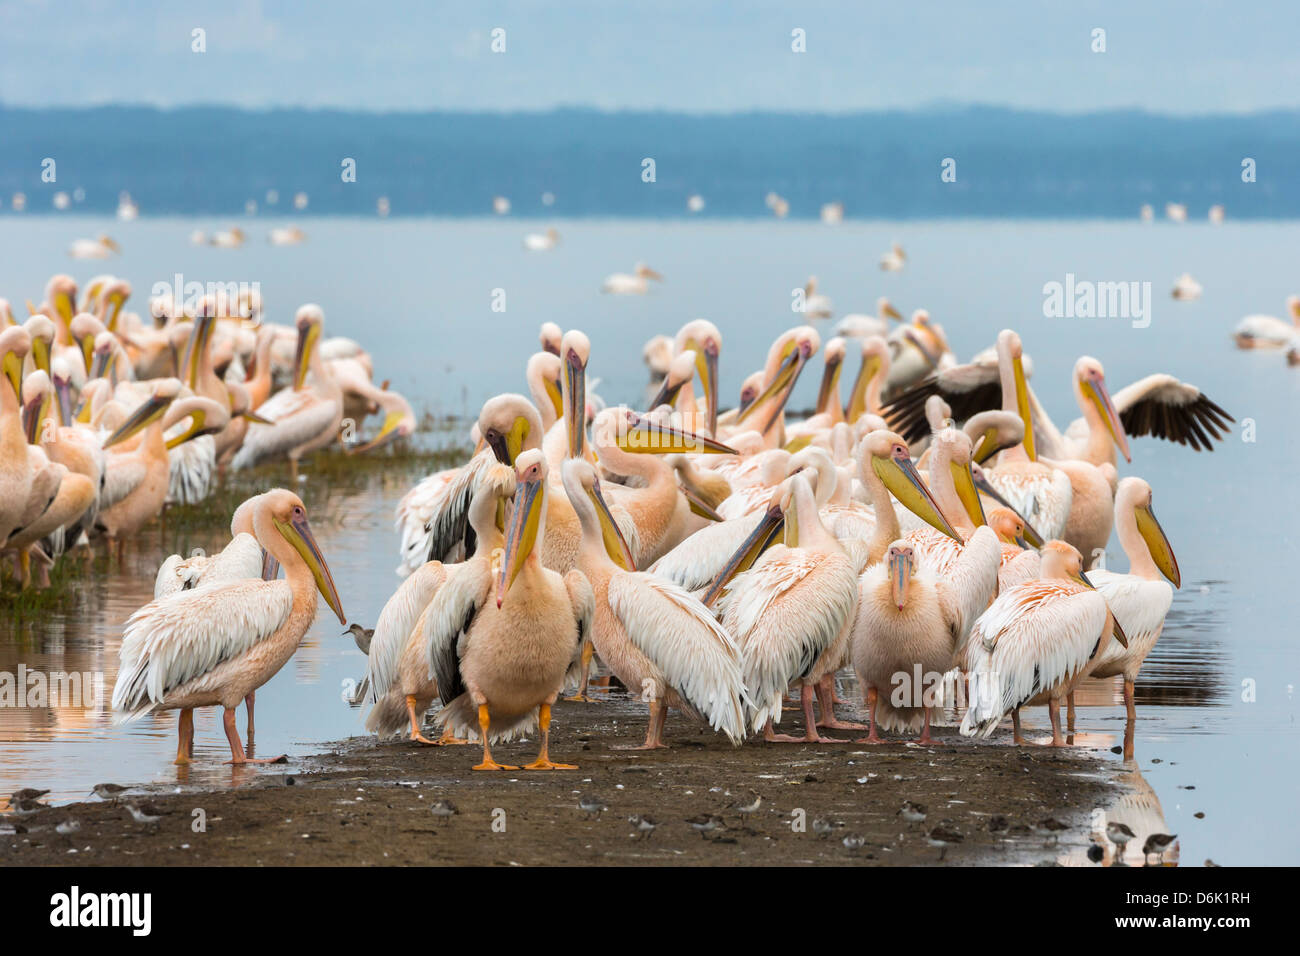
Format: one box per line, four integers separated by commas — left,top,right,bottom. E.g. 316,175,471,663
1066,691,1076,733
174,709,194,765
1122,679,1137,760
223,707,285,764
405,695,439,745
768,684,846,743
854,686,884,744
1012,708,1026,745
288,457,300,483
815,674,867,730
616,697,669,750
563,641,598,702
917,707,936,745
435,725,471,745
472,703,517,771
17,548,31,589
245,691,256,739
524,702,577,770
1047,700,1066,747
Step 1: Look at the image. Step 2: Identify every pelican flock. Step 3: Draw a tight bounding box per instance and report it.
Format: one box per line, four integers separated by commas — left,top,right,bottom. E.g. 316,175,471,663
1,260,1228,789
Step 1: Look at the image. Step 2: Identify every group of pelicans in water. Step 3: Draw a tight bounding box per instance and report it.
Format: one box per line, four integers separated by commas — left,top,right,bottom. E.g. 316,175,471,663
0,273,415,587
102,306,1231,772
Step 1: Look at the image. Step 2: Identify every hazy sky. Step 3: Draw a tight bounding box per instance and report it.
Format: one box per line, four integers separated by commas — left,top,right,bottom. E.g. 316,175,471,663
3,0,1297,114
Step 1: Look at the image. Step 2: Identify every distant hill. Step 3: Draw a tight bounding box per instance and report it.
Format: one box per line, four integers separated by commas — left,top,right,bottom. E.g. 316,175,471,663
2,105,1298,218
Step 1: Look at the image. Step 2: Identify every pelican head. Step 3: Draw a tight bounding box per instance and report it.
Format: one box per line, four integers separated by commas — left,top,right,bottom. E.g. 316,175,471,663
964,410,1024,465
642,334,674,377
293,304,325,390
1074,356,1131,463
815,337,847,415
1042,541,1128,645
539,321,562,356
103,378,183,448
349,390,417,455
738,326,820,432
648,349,696,412
675,318,721,434
262,489,345,624
21,370,53,444
596,406,736,456
526,351,563,425
987,507,1030,549
997,328,1035,460
70,313,106,375
22,315,54,374
847,335,890,423
935,427,986,528
498,449,548,607
479,393,543,466
701,482,787,607
45,275,78,328
1,326,32,401
861,428,960,541
972,463,1043,547
737,371,764,417
886,541,915,610
50,356,74,426
634,262,663,281
90,330,120,380
1120,477,1180,588
878,296,902,321
100,278,131,330
560,457,636,570
560,329,590,458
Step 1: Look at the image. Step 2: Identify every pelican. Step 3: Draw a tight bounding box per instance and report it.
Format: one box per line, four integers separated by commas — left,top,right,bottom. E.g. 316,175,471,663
365,462,516,743
602,263,662,295
885,311,949,396
833,297,903,339
785,337,847,436
713,473,860,743
851,533,997,744
209,227,246,248
562,458,747,748
801,277,833,319
1171,273,1201,301
0,327,34,545
112,489,345,764
880,242,906,272
539,322,562,356
642,335,674,408
395,393,542,575
672,319,721,435
231,305,343,478
427,450,594,770
844,335,892,424
1233,296,1300,349
68,235,120,259
1086,478,1180,747
728,326,819,447
345,383,416,454
960,541,1123,746
269,226,306,246
523,227,559,251
1166,203,1188,223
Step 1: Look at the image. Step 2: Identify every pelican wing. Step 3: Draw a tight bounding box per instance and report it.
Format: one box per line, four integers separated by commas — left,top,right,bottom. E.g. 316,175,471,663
112,579,294,719
943,526,1003,642
230,390,340,470
960,582,1106,738
154,533,263,598
1088,571,1174,673
881,362,1002,445
1113,374,1233,451
366,561,448,702
608,572,747,742
421,448,495,567
100,454,147,511
422,557,493,705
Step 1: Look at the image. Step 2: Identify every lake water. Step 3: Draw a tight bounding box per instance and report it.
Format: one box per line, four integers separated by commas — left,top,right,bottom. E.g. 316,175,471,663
1,215,1297,865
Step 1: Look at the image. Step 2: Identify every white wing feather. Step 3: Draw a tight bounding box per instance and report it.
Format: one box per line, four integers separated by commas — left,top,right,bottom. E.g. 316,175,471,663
365,562,449,703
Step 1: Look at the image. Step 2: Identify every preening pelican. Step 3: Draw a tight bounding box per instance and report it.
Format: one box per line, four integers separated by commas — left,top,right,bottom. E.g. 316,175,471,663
960,541,1121,746
1233,296,1300,349
68,235,120,259
714,473,859,742
231,305,343,478
428,450,594,770
602,263,662,295
112,490,345,764
562,458,747,748
523,227,560,251
366,462,516,743
1086,477,1180,750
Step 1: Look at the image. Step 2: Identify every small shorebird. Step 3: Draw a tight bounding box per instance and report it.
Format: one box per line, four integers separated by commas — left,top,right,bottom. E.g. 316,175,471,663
841,833,866,852
9,798,48,818
344,623,373,654
1143,832,1177,864
728,791,762,821
429,800,458,819
928,824,964,860
812,817,837,839
578,795,608,819
898,801,927,825
1107,820,1137,855
10,788,49,802
56,819,81,836
125,803,167,825
90,783,129,804
1037,817,1068,845
688,815,725,839
628,815,657,840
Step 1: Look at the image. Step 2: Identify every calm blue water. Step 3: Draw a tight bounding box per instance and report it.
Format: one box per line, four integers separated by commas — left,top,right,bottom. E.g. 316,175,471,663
0,215,1296,864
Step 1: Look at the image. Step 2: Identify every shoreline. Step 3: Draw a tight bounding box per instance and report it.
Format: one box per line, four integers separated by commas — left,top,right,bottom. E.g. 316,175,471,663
3,692,1123,866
